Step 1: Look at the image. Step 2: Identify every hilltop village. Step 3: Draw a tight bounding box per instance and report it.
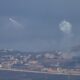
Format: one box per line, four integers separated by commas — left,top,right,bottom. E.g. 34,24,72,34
0,49,80,74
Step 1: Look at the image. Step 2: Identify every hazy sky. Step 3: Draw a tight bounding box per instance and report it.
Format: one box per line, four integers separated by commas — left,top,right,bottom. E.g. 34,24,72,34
0,0,80,51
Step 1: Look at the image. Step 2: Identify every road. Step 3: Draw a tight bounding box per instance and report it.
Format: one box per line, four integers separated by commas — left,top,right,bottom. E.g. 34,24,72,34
0,68,80,76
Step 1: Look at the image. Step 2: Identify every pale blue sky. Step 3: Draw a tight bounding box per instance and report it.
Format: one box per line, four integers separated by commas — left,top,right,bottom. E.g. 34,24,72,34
0,0,80,51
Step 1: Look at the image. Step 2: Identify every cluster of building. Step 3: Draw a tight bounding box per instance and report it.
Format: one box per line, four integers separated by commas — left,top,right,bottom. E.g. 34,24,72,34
0,49,80,73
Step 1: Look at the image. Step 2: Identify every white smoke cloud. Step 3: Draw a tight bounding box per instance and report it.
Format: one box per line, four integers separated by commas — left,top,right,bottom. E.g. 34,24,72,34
9,18,23,29
59,20,73,51
59,20,72,34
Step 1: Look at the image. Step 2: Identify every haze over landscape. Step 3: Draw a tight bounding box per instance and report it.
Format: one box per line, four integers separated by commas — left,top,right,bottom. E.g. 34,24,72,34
0,0,80,52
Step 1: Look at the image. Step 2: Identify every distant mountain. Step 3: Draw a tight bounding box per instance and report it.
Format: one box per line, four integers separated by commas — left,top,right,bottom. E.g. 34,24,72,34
71,45,80,52
0,49,23,56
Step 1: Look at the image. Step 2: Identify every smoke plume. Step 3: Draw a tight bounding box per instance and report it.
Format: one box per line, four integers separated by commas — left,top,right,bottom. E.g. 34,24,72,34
59,20,73,51
59,20,72,34
9,18,23,29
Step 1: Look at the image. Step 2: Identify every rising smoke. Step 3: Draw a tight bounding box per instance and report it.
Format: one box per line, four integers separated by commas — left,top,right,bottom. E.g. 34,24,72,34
59,20,73,51
59,20,72,34
9,18,23,29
